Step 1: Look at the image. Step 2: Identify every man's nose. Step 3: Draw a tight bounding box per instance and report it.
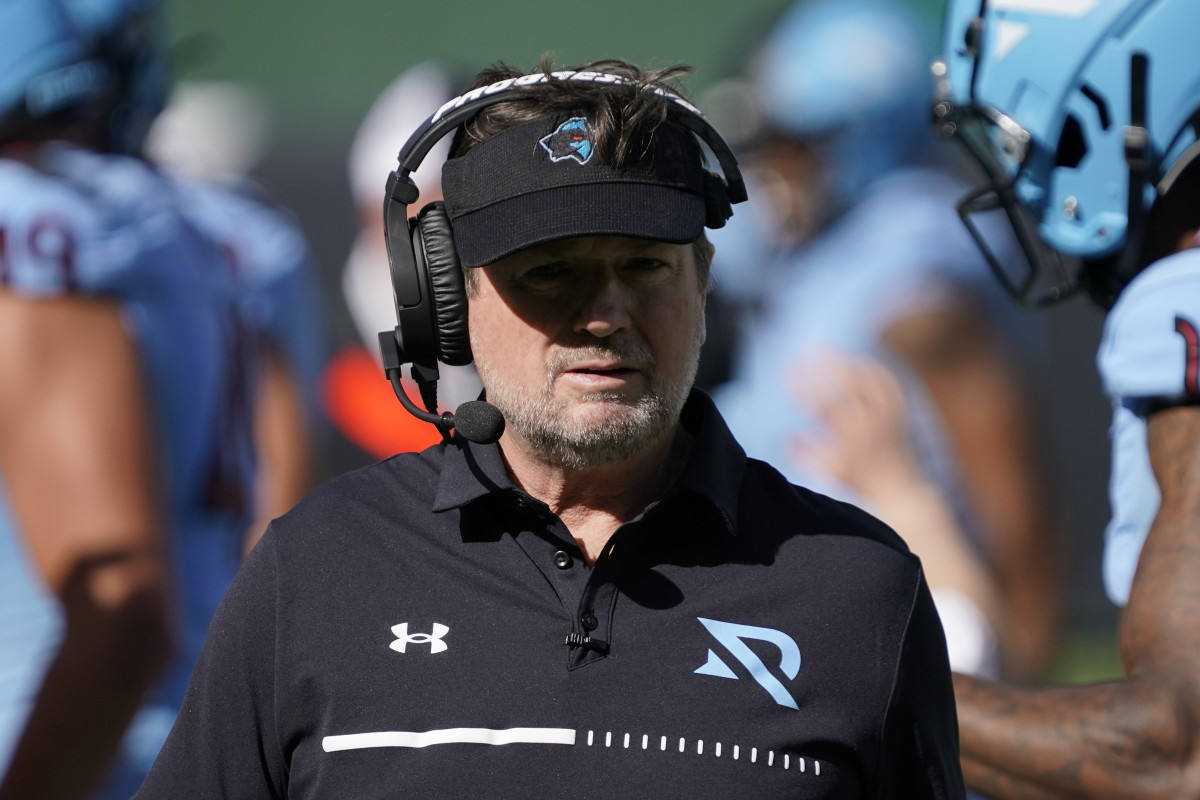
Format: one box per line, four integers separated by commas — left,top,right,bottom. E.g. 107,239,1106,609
573,272,633,338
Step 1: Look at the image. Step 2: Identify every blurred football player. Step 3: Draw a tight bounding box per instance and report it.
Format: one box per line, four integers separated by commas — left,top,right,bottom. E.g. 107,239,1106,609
0,2,253,798
708,0,1060,681
145,81,329,551
934,0,1200,796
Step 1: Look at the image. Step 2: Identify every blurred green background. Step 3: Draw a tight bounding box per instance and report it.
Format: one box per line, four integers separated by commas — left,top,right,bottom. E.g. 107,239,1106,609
161,0,1121,685
164,0,946,140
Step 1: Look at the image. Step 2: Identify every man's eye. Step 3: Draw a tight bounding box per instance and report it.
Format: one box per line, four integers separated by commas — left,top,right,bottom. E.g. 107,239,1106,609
626,258,668,274
522,263,570,283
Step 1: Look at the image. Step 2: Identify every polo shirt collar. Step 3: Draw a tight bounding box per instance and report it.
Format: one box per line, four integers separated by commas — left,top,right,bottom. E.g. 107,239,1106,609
674,389,745,534
431,430,515,512
431,389,746,533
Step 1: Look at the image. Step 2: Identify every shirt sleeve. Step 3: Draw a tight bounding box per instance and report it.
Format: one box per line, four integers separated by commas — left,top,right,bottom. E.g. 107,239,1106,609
0,171,140,298
875,571,967,800
133,528,286,799
1097,250,1200,410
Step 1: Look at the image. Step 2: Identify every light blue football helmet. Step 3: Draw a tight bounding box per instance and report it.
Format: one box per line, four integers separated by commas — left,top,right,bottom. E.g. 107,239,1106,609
0,0,165,154
934,0,1200,307
0,0,111,123
756,0,937,210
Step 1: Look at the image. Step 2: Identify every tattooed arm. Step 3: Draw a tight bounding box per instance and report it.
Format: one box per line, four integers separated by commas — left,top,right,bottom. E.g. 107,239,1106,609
954,404,1200,799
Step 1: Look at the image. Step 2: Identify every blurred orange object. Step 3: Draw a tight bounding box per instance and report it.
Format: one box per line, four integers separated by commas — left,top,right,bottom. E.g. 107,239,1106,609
321,345,443,459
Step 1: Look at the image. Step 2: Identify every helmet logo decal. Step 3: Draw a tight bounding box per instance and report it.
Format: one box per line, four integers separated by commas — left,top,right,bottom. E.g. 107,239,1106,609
990,0,1102,58
993,21,1030,60
988,0,1099,18
540,118,594,165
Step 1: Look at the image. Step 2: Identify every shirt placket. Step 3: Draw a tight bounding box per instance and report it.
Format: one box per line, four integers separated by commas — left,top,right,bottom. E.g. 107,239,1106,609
506,491,624,669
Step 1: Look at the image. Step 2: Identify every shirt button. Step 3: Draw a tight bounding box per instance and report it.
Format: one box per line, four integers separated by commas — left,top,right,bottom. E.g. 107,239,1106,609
553,551,573,570
514,496,527,510
581,612,599,631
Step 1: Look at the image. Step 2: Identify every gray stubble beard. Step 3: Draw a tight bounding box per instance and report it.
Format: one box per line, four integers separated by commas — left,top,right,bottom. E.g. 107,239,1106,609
476,335,702,470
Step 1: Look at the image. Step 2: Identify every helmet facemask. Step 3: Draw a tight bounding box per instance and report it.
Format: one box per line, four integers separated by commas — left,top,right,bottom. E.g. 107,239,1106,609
934,88,1078,307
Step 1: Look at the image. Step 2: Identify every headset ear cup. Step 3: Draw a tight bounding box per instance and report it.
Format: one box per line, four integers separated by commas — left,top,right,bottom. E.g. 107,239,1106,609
413,202,472,366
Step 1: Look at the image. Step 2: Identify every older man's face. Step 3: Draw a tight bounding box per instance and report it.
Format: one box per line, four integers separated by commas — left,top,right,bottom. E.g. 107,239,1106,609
467,235,706,468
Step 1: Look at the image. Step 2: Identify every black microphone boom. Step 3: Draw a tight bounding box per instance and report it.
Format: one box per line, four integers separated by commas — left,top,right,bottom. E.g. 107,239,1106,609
378,331,505,445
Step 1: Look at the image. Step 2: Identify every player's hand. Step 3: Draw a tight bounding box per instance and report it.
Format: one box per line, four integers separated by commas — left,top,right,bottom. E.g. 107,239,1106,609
786,347,923,502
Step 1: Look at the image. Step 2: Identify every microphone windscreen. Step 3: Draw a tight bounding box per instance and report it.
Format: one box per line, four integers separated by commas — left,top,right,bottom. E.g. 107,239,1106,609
453,400,505,444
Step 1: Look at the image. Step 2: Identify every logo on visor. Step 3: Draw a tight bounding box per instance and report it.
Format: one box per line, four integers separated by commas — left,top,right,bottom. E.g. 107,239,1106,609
540,117,594,165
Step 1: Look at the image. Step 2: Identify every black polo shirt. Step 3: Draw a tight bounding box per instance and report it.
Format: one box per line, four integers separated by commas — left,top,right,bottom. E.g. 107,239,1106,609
135,391,964,799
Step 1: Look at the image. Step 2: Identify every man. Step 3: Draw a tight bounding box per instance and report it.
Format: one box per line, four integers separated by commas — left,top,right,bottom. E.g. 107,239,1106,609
0,3,254,798
933,1,1200,797
707,0,1059,682
135,59,965,799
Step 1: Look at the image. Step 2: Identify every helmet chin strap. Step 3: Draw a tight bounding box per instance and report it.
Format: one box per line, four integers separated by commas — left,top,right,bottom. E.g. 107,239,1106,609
1115,52,1152,294
1079,53,1152,310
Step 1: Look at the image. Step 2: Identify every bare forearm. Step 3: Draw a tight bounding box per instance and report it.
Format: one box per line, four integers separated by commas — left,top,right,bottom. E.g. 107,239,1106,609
954,673,1200,799
873,479,1000,625
246,349,313,554
0,298,175,798
883,307,1060,679
0,555,174,800
961,757,1070,800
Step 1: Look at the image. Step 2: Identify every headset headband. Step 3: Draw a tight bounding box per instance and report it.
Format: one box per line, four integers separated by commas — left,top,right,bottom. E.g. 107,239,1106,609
391,69,747,205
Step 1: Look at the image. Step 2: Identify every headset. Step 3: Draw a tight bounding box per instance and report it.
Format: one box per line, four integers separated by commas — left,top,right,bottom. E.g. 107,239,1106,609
377,69,748,444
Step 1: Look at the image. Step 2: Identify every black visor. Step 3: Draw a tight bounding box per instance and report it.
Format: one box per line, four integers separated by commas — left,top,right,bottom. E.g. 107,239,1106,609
441,115,708,266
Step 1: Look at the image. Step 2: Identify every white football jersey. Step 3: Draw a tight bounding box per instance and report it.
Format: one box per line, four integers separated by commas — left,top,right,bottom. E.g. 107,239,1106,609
1097,248,1200,605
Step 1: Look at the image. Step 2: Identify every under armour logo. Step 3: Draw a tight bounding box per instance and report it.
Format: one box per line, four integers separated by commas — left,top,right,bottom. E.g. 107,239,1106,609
694,618,801,709
390,623,449,654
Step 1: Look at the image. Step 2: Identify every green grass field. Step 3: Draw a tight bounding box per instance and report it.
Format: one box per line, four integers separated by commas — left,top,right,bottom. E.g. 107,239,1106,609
1044,627,1123,686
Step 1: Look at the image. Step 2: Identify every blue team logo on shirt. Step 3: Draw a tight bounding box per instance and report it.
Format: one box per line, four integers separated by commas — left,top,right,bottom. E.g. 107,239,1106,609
694,618,801,710
540,117,594,165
